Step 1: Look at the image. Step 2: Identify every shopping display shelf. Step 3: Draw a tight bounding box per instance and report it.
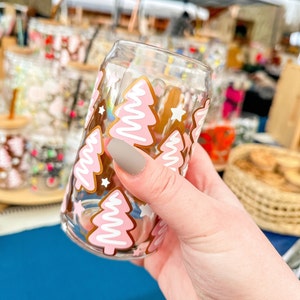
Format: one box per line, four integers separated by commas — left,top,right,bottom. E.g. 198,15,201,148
0,188,64,206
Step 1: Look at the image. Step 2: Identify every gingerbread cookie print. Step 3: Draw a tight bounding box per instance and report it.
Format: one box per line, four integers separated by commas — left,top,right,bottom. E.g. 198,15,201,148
61,40,212,260
87,188,136,256
108,76,159,149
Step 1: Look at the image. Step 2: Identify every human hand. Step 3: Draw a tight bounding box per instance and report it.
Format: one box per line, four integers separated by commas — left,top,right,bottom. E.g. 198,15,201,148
107,139,300,300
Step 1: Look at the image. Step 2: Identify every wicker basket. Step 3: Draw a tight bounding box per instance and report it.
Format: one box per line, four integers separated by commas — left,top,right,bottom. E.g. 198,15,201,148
223,144,300,236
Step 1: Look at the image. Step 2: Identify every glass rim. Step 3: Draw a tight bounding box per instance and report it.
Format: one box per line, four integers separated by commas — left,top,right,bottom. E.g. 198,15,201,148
113,39,212,75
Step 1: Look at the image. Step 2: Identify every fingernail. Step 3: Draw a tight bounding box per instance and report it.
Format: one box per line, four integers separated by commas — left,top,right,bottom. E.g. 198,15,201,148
107,138,146,175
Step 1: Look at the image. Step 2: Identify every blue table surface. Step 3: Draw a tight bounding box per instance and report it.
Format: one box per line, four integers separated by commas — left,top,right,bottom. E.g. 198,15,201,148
0,225,164,300
0,224,298,300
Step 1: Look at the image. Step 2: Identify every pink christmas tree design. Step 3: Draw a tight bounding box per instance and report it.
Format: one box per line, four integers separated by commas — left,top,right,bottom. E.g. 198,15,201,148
108,76,158,147
88,188,135,256
74,126,104,193
85,70,103,128
0,148,12,169
147,217,168,254
7,169,23,188
191,99,210,143
155,129,185,173
7,137,25,157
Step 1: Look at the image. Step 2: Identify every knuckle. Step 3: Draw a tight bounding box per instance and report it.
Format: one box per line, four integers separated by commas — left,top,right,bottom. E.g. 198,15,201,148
147,166,180,204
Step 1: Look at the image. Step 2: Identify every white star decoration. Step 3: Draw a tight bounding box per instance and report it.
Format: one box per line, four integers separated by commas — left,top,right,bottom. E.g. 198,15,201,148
98,106,105,115
101,178,110,188
171,105,186,122
140,204,155,219
73,201,84,216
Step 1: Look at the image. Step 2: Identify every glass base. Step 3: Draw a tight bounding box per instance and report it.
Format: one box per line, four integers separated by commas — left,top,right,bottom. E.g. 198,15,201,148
60,214,154,260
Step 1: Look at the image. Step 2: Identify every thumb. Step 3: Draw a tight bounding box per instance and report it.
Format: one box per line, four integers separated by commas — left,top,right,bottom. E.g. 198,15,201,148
107,138,221,239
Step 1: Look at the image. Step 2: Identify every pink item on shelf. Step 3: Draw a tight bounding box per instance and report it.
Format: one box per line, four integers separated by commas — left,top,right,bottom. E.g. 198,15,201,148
222,86,245,119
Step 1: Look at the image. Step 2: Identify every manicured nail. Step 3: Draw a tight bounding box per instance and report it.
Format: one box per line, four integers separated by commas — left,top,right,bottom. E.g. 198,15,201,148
107,138,146,175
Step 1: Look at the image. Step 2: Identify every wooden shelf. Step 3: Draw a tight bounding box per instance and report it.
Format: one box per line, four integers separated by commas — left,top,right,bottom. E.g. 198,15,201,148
0,188,64,206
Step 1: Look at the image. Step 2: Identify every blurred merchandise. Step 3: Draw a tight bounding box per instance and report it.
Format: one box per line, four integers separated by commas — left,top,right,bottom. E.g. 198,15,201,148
4,45,64,130
233,112,259,146
27,131,66,193
60,61,98,184
28,17,96,70
222,83,245,119
199,119,235,170
0,115,30,190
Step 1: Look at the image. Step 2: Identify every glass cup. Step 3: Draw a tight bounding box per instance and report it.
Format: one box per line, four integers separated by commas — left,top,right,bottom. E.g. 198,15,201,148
61,40,212,260
28,17,95,70
199,119,236,171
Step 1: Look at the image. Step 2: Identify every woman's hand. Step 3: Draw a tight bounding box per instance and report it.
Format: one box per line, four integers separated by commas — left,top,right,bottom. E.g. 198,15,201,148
107,139,300,300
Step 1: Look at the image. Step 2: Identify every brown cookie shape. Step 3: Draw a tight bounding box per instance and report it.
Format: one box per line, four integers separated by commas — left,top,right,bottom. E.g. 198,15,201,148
249,149,277,172
95,151,115,196
155,86,184,135
284,170,300,189
259,171,285,187
276,156,300,173
87,98,107,134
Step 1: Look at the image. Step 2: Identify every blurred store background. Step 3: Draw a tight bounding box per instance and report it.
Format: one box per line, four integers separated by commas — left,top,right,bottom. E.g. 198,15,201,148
0,0,300,299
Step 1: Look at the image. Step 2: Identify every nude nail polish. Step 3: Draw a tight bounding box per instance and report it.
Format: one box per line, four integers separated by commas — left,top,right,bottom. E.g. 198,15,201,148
107,138,146,175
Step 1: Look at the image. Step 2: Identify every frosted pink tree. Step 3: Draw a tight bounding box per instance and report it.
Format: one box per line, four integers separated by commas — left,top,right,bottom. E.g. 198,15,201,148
74,126,104,192
109,76,158,147
0,148,12,169
155,129,185,173
147,217,168,254
7,169,23,188
88,188,135,256
7,137,25,157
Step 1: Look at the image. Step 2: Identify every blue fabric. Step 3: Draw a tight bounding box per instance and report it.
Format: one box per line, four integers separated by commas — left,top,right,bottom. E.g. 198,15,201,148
0,225,165,300
1,225,298,300
263,230,299,256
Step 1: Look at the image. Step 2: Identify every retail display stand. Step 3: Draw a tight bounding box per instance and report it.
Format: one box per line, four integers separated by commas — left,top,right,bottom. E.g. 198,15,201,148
266,62,300,151
0,188,64,206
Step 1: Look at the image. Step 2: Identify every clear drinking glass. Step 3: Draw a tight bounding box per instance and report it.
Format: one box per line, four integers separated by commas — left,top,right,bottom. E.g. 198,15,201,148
61,40,212,260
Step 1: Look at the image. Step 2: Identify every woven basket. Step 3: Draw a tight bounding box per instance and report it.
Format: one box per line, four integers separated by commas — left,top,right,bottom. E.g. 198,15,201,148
223,144,300,236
